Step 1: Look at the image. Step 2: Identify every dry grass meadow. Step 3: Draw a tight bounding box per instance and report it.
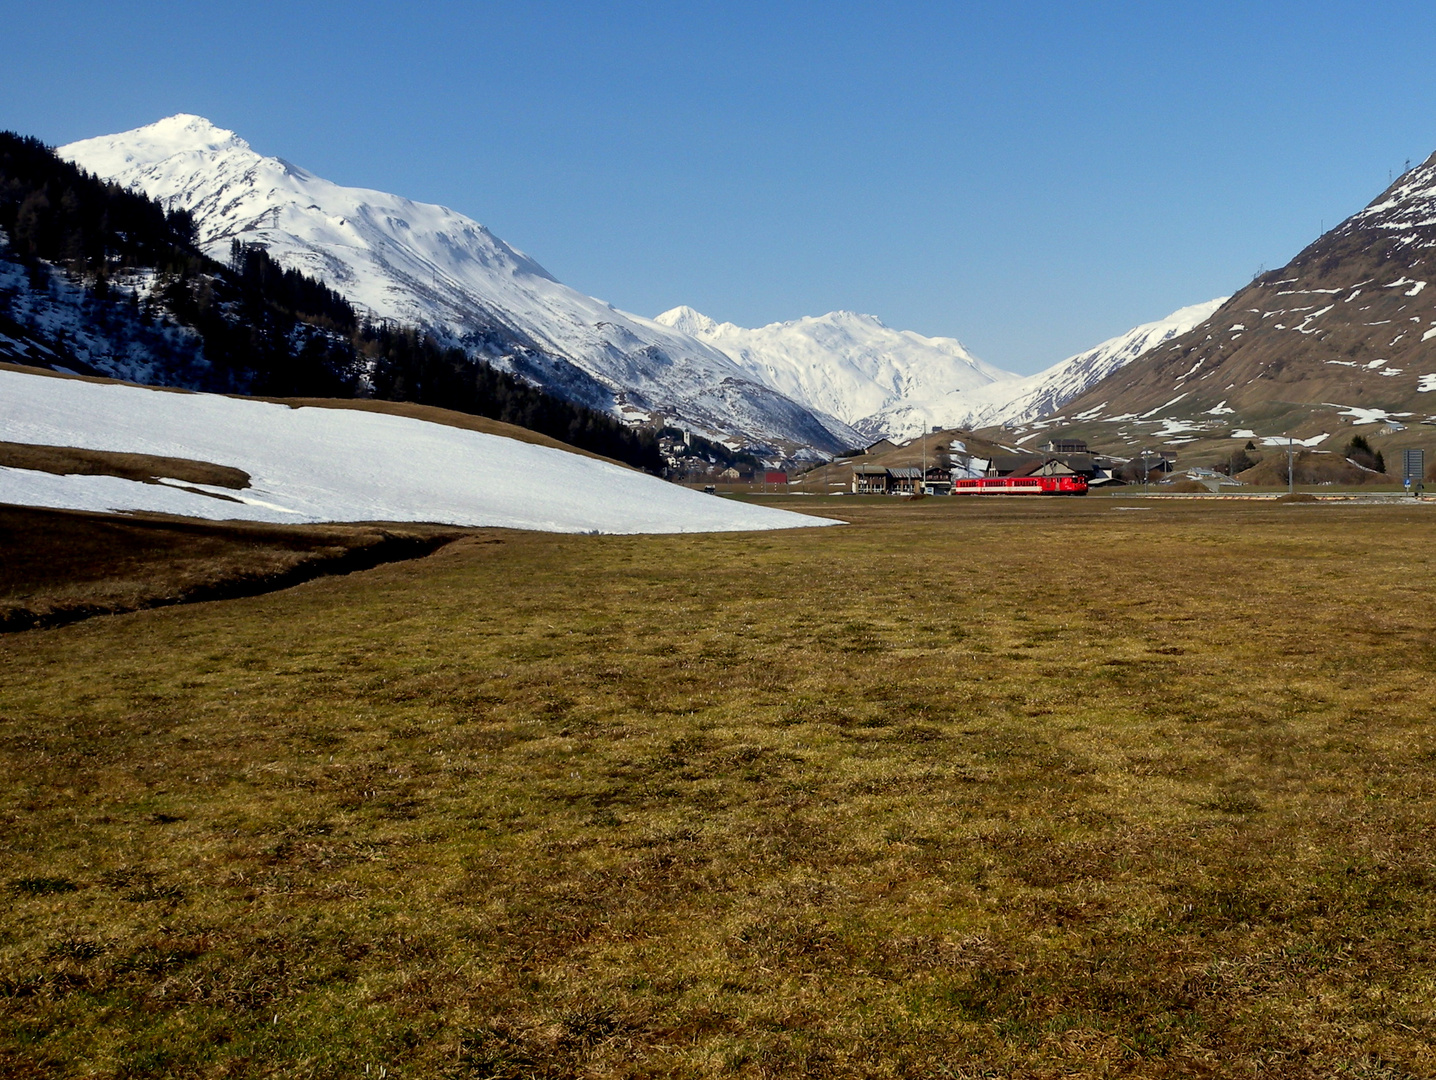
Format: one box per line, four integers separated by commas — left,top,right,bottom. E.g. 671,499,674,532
3,495,1435,1078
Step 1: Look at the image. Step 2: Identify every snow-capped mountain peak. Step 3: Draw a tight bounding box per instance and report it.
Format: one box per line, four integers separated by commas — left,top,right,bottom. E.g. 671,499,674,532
59,115,1216,451
63,115,558,292
78,113,252,165
652,300,1225,442
656,305,1018,437
654,305,721,337
61,116,860,453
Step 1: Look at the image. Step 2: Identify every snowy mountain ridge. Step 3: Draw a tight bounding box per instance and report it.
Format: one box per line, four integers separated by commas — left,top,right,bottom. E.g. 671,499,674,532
655,306,1016,439
59,115,1221,452
657,299,1225,442
1043,147,1436,446
60,115,860,454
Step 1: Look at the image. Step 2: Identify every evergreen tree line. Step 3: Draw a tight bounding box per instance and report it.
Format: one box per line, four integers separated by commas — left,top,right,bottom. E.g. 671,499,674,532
364,324,662,471
1345,434,1386,475
0,131,663,472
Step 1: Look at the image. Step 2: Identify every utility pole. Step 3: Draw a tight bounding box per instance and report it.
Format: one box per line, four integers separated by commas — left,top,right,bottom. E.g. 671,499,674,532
1288,434,1294,496
921,429,927,495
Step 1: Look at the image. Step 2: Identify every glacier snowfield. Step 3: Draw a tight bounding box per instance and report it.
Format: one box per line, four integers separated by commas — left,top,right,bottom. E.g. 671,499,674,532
0,369,835,534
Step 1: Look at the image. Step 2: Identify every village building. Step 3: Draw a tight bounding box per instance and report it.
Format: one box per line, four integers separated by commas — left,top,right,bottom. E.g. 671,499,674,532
852,464,891,494
989,451,1111,482
850,465,930,494
851,447,1124,494
886,466,923,494
1040,438,1089,454
1123,452,1177,481
986,453,1044,477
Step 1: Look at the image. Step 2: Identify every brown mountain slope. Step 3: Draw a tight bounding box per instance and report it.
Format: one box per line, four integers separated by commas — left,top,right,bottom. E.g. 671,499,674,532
999,151,1436,465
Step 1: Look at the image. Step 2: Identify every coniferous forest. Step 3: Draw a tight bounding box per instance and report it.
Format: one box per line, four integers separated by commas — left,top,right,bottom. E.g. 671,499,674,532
0,131,662,473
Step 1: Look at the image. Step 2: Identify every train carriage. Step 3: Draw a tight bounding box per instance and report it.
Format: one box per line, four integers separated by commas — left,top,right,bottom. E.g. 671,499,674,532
952,475,1088,496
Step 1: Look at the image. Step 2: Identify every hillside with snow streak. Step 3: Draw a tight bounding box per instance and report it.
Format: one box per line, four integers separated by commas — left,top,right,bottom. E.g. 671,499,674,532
0,369,834,534
875,297,1229,435
60,116,859,454
1049,147,1436,442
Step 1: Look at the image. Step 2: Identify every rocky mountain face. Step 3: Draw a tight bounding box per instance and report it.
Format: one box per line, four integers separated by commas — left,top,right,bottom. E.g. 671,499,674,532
60,116,860,455
1027,151,1436,457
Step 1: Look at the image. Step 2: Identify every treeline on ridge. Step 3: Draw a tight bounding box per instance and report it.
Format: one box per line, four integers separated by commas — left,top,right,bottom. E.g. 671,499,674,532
0,131,662,472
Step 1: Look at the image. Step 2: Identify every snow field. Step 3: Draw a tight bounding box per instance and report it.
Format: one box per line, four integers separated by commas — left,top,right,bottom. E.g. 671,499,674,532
0,370,834,534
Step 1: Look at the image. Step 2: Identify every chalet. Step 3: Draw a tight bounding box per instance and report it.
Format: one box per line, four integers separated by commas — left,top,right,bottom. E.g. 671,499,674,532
852,464,890,494
992,451,1108,478
863,438,897,456
1029,459,1082,478
1040,438,1089,454
887,466,923,494
987,454,1044,477
850,465,923,494
1130,452,1177,479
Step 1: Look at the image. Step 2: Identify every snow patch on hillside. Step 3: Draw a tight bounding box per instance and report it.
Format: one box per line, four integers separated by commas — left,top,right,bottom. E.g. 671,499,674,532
0,369,833,534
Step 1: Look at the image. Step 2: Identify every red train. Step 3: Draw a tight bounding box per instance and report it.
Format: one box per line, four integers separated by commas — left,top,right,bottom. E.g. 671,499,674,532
952,475,1088,496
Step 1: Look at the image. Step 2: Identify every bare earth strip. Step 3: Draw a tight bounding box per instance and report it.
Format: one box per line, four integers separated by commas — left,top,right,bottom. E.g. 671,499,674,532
1,496,1434,1077
0,505,470,631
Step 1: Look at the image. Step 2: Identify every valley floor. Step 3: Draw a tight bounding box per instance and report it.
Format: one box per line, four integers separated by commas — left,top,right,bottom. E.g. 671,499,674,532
2,497,1434,1078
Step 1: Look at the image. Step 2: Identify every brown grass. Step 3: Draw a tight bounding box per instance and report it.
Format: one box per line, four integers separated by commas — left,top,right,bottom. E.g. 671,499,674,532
262,397,633,467
1239,450,1391,487
0,441,251,490
0,505,469,631
1,496,1435,1077
1157,479,1207,493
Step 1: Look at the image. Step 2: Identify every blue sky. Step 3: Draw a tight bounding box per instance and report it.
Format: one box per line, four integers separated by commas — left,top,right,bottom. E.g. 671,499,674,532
8,1,1436,373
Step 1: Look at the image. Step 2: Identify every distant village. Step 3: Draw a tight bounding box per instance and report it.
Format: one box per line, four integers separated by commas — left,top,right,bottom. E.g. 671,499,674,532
659,428,1188,494
841,436,1163,494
